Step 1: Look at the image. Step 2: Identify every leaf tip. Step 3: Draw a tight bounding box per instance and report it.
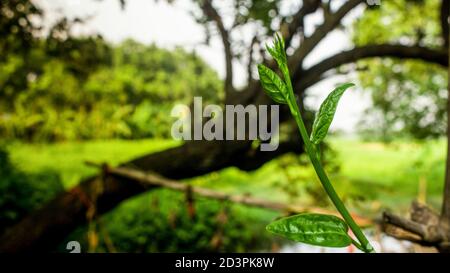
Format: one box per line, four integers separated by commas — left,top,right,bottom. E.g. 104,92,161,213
341,82,356,89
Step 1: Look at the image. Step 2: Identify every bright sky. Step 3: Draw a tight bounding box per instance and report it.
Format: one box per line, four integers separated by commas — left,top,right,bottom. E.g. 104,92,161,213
34,0,371,133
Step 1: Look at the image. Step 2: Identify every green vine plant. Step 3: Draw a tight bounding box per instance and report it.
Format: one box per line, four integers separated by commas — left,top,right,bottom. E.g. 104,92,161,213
258,34,375,253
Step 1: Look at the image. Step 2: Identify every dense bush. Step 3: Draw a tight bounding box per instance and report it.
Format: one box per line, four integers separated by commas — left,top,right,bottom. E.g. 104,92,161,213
0,146,64,234
61,190,273,253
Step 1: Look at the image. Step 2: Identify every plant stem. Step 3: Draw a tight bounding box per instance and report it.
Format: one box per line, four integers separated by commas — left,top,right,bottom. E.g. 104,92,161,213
293,105,374,252
285,87,375,253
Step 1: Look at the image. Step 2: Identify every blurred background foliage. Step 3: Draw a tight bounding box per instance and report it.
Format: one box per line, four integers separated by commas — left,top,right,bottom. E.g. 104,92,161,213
0,0,447,252
352,0,447,140
0,0,222,141
0,37,223,140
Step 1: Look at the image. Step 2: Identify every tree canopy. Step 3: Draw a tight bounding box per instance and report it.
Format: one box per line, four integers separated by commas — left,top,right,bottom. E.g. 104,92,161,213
353,0,448,140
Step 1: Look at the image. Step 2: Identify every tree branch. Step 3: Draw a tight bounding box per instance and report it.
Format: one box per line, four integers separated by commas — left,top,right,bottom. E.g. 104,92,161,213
84,162,372,227
383,205,446,248
383,211,427,238
289,0,365,77
294,44,448,91
200,0,234,94
282,0,322,48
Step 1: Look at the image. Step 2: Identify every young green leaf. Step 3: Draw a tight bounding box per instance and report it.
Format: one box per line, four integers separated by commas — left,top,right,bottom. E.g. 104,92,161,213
265,33,289,81
266,33,286,66
310,83,355,145
257,64,288,104
266,213,352,248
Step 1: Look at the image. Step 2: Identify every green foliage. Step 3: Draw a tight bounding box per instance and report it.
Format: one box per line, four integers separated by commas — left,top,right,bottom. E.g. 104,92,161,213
107,197,264,252
353,0,442,47
310,83,354,145
0,145,64,233
0,1,223,141
0,0,42,58
266,213,352,248
233,0,280,29
60,190,271,253
352,0,447,140
0,39,223,141
357,60,447,141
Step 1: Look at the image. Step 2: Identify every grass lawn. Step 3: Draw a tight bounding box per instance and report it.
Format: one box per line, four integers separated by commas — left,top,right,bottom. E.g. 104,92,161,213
5,137,446,215
6,139,180,188
329,138,446,212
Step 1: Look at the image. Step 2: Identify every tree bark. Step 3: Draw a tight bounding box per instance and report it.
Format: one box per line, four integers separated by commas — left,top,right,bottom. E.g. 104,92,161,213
442,27,450,222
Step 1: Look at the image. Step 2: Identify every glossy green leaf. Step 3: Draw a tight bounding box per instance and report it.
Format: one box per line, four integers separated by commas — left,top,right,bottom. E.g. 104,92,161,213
266,213,352,248
310,83,355,145
257,64,288,104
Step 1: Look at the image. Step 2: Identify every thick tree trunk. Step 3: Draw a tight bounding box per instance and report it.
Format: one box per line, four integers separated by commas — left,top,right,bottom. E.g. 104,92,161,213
442,34,450,226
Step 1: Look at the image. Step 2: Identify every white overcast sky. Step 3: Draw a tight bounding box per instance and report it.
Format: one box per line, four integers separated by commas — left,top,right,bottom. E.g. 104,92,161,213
33,0,371,133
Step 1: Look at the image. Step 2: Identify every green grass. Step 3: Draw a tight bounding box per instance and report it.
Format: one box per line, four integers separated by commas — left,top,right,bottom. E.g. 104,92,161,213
6,137,446,214
6,139,179,188
329,138,446,212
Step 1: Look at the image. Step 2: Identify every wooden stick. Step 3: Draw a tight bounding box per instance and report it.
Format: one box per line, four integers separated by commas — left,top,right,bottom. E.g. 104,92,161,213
86,161,372,227
383,211,427,238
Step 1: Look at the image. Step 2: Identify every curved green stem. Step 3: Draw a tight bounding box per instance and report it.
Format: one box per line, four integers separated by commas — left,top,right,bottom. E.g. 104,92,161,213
282,70,375,253
351,239,366,252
